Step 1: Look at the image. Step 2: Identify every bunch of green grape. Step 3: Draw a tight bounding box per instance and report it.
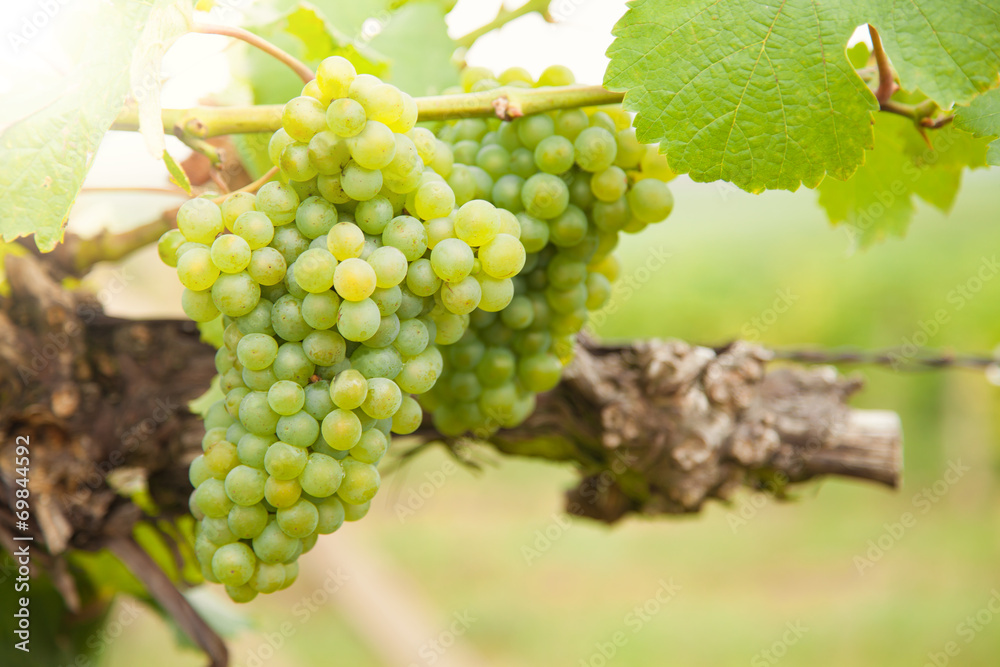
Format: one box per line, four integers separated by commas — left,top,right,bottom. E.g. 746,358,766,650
157,57,527,602
414,65,675,436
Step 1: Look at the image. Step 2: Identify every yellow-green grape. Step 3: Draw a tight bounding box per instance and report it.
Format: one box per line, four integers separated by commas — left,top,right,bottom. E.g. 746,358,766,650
282,96,328,142
176,246,220,291
316,55,356,100
299,453,344,497
178,198,224,244
626,178,674,223
479,233,526,279
337,458,381,505
182,288,220,322
158,229,186,267
321,408,363,450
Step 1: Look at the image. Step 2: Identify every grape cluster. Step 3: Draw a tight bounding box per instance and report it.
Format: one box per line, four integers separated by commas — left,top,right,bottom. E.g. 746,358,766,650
415,65,675,436
162,58,673,602
158,57,526,602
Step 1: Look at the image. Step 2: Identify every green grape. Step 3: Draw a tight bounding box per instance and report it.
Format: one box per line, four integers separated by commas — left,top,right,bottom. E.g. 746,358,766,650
264,441,308,480
271,225,311,266
592,197,630,232
499,66,533,85
546,283,587,314
277,498,319,538
271,294,312,342
232,212,275,252
239,391,281,436
301,291,341,330
414,180,456,220
429,238,474,283
326,98,366,138
298,453,344,498
395,347,443,393
316,497,346,534
317,172,351,204
225,583,258,603
242,365,278,392
330,369,368,409
349,120,396,170
546,254,587,289
280,142,318,181
467,165,494,200
181,288,220,322
257,182,300,225
189,455,213,488
333,257,377,301
447,164,477,205
424,216,456,249
302,381,333,421
518,353,563,392
479,233,526,279
291,248,337,293
295,196,338,240
614,129,645,168
490,174,524,213
327,221,365,260
591,166,628,203
391,396,422,434
273,342,316,385
534,135,575,174
237,433,274,469
276,411,320,448
626,178,674,223
178,198,224,244
253,519,301,564
475,144,511,180
245,247,285,287
360,377,401,419
225,465,267,506
221,192,258,233
453,139,480,166
235,299,275,336
322,408,363,450
317,55,356,99
158,229,186,267
477,276,514,312
337,458,380,505
362,313,401,348
350,345,402,379
235,333,277,372
350,428,388,464
476,347,516,387
516,213,550,253
554,109,589,141
396,285,424,319
212,542,256,586
212,271,260,317
337,298,381,341
549,205,588,247
283,96,327,142
536,64,575,87
378,216,424,261
267,381,305,416
394,318,429,357
268,128,295,168
249,561,286,594
195,478,234,518
516,114,555,150
341,161,383,201
303,329,347,366
264,475,302,509
367,246,408,288
210,235,251,274
342,500,371,522
441,276,482,315
432,312,468,346
371,285,402,316
521,173,569,220
228,502,268,540
354,196,392,235
453,199,500,247
510,147,538,179
585,271,612,310
225,387,250,418
574,126,617,172
177,247,220,291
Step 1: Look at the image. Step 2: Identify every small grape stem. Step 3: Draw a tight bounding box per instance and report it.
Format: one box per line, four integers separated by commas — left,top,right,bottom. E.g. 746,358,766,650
111,85,625,136
211,166,278,204
454,0,553,49
191,23,314,83
867,24,954,129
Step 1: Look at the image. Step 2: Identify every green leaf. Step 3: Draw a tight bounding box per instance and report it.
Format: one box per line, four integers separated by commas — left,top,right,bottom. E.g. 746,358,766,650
817,110,989,247
954,87,1000,165
0,1,167,250
605,0,1000,194
163,150,193,194
365,1,459,95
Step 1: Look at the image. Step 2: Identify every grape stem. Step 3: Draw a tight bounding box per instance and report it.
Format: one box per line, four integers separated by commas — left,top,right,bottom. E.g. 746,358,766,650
868,24,954,130
212,166,279,204
454,0,553,49
192,23,314,83
110,84,626,137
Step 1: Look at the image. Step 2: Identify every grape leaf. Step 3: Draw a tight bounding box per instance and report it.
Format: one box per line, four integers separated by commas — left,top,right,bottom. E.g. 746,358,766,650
605,0,1000,194
817,110,989,246
364,1,459,95
163,150,193,194
954,87,1000,165
0,0,187,251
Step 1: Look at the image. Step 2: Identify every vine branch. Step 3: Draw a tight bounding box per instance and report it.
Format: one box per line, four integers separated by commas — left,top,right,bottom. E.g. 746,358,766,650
111,85,625,136
192,23,314,83
868,24,954,130
455,0,552,49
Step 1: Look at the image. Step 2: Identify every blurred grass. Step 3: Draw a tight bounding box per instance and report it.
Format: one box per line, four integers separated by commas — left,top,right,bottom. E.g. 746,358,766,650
104,172,1000,667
